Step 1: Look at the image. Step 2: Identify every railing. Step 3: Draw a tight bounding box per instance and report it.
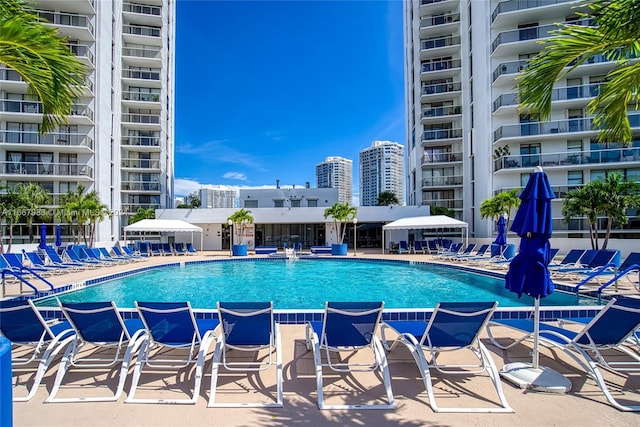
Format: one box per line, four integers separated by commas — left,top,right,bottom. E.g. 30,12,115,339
422,175,464,187
122,46,162,59
422,59,461,73
420,199,464,209
421,0,449,5
0,67,20,81
493,113,640,141
422,81,461,96
36,10,94,35
121,135,160,147
121,158,161,169
494,147,640,171
122,91,160,102
421,35,461,51
0,130,94,149
121,113,161,124
493,54,613,82
491,0,573,23
495,184,584,198
121,203,160,212
420,12,460,28
492,84,601,111
0,162,93,177
123,24,161,38
422,105,461,118
421,152,463,164
423,128,463,141
122,68,161,80
1,99,93,120
491,20,590,53
123,2,161,16
121,181,161,191
66,43,94,64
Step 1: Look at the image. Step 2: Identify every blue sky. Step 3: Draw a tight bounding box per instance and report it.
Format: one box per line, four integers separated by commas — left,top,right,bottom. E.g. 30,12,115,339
174,0,405,202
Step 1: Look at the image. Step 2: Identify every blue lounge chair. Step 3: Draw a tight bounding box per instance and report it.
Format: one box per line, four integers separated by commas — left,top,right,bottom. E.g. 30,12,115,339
44,247,86,270
85,247,119,265
2,253,51,276
64,247,101,268
186,243,197,255
150,243,163,256
46,301,147,402
487,297,640,412
126,301,219,404
445,243,476,261
305,301,395,410
124,245,148,259
398,240,410,254
548,249,587,269
552,249,620,281
427,240,438,254
209,302,282,407
97,247,129,264
112,246,145,262
453,244,490,262
412,241,426,254
173,243,187,255
162,243,174,255
0,299,75,401
434,242,463,258
577,252,640,296
135,242,150,257
381,302,512,413
22,250,71,274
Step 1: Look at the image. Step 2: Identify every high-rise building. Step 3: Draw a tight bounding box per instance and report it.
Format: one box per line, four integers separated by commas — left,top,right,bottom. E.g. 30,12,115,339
1,0,175,242
359,140,405,206
316,156,353,204
404,0,640,238
199,187,237,208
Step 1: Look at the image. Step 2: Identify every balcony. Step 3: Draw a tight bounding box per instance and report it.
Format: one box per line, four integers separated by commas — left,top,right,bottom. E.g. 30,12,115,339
421,152,463,164
422,105,461,120
121,158,161,169
123,2,162,20
422,175,463,187
494,147,640,171
122,91,161,103
423,128,463,142
1,99,93,122
421,35,461,58
495,184,584,199
420,198,463,210
123,24,161,38
66,43,94,66
491,0,574,24
36,10,94,39
0,162,93,178
494,54,615,85
491,20,590,54
122,113,161,126
121,181,161,192
121,135,160,147
122,46,162,67
493,113,640,142
122,68,161,80
492,84,601,112
120,203,160,213
1,130,94,150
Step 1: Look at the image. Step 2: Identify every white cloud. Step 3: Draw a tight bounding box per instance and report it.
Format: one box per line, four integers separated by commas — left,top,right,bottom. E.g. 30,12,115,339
223,171,248,181
174,178,202,196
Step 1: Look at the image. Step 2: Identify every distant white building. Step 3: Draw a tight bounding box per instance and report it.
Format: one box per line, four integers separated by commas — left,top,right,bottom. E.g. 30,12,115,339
359,141,405,206
239,185,339,209
199,187,236,208
316,156,353,205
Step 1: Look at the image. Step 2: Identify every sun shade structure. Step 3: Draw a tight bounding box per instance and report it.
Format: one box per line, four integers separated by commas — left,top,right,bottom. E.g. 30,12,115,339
124,219,203,249
381,215,468,253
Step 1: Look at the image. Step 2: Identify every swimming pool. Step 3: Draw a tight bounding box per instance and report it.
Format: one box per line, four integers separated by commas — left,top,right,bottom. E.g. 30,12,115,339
36,258,591,310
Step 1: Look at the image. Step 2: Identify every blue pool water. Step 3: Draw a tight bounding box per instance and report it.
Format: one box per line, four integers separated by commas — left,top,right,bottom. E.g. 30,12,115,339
36,259,590,310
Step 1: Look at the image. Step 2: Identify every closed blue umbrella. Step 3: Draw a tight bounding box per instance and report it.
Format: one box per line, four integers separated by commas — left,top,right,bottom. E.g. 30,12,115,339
494,215,507,246
502,166,570,392
55,225,62,247
39,223,47,250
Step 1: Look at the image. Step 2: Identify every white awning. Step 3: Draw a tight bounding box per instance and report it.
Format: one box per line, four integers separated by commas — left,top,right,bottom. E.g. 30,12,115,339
382,215,468,230
124,219,203,233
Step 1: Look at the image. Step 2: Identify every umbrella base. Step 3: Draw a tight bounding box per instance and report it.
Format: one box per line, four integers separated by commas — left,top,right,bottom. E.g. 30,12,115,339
500,362,572,393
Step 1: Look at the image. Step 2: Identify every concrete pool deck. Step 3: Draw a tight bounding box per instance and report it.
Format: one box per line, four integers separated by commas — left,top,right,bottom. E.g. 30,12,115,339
7,249,640,426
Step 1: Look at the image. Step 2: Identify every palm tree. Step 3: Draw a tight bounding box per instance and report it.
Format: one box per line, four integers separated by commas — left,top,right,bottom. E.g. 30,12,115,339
377,191,399,206
480,190,521,227
16,183,51,243
518,0,640,145
227,208,254,245
563,173,640,249
0,0,88,133
60,184,106,246
323,202,357,245
129,208,155,224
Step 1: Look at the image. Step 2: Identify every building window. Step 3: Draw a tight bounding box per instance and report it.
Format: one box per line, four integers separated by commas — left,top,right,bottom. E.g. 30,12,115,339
273,199,284,208
307,199,318,207
290,199,301,208
520,143,541,167
568,171,583,190
244,200,258,208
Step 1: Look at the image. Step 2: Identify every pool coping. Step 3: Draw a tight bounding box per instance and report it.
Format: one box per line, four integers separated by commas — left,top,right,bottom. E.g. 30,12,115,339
17,256,604,324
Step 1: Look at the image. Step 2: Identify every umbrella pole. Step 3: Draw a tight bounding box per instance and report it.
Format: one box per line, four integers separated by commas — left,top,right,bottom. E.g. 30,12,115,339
533,297,540,369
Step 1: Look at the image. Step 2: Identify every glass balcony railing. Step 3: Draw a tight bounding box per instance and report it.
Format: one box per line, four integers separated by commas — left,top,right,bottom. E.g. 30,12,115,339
421,152,463,164
422,105,461,118
0,162,93,177
121,181,161,191
422,59,461,73
121,158,161,169
422,175,463,187
494,54,614,82
422,81,461,96
1,99,93,120
492,84,602,111
122,46,162,59
121,135,160,147
122,91,161,102
1,130,93,149
494,147,640,171
491,0,573,23
66,43,94,64
123,24,161,38
122,68,161,80
491,20,590,53
420,198,464,209
121,113,161,124
423,128,463,141
420,12,460,28
421,35,461,51
494,113,640,141
36,10,94,35
123,2,161,16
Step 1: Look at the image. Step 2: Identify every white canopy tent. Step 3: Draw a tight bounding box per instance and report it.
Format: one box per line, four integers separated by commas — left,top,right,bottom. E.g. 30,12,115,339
124,219,203,249
381,215,469,253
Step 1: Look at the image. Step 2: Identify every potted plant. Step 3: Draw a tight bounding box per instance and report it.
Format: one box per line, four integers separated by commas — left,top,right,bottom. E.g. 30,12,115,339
323,202,357,256
227,208,253,256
